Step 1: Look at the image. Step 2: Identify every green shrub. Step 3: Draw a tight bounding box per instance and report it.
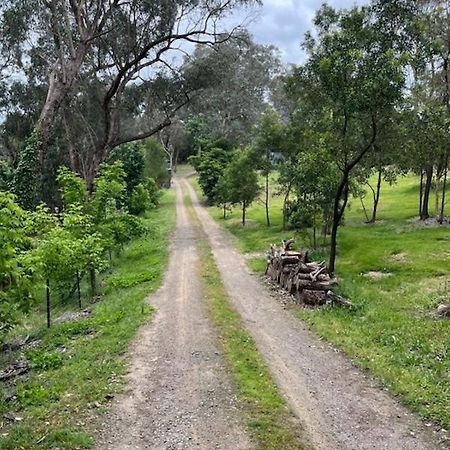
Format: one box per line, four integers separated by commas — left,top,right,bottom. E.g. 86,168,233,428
144,177,160,206
0,192,38,341
130,183,150,215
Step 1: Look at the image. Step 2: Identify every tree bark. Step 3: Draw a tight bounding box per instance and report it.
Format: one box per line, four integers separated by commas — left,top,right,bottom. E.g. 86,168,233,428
242,201,246,226
90,268,96,298
419,169,424,217
421,164,433,220
439,153,449,224
329,175,349,275
265,171,270,227
360,196,370,223
329,115,377,274
46,278,51,328
370,166,383,223
76,271,82,309
282,181,293,231
312,212,317,249
37,44,89,165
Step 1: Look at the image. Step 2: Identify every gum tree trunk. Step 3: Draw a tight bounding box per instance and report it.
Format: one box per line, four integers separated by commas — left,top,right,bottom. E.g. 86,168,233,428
420,165,433,220
370,166,383,223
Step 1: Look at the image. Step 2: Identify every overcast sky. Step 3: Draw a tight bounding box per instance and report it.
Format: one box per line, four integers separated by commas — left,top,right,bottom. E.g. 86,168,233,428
243,0,369,65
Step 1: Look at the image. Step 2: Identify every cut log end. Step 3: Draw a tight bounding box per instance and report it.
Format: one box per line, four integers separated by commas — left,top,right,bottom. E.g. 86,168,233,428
437,304,450,317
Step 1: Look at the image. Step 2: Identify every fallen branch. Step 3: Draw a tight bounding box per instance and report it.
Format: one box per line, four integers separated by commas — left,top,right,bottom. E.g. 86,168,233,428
0,358,30,382
326,291,355,308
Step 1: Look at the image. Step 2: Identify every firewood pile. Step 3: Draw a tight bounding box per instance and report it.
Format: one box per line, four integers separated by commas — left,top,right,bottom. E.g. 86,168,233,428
266,239,352,307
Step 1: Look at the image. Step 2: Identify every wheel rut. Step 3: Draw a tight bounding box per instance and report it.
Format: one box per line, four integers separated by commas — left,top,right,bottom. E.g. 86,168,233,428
182,176,449,450
95,180,253,450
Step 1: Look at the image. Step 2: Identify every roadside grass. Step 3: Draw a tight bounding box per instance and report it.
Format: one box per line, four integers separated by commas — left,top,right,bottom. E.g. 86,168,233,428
190,172,450,431
0,190,176,450
182,192,311,450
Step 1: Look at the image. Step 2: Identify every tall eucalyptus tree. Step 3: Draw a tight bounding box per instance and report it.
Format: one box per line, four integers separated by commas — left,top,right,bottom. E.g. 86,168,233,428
289,4,406,274
0,0,256,192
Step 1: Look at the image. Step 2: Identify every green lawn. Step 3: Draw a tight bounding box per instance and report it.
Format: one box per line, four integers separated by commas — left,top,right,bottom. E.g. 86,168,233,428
0,190,176,450
192,172,450,430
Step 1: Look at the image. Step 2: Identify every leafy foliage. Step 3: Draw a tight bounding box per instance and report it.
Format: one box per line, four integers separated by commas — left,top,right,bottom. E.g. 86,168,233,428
141,138,170,186
189,137,234,204
183,30,281,145
0,159,13,190
0,157,157,339
57,167,87,209
91,161,127,222
12,130,40,210
0,192,37,338
221,148,260,225
144,177,160,206
108,143,145,202
286,149,340,237
130,183,150,215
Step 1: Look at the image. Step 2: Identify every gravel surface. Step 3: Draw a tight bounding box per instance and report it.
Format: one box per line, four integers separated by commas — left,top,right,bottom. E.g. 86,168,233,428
95,180,253,450
183,177,450,450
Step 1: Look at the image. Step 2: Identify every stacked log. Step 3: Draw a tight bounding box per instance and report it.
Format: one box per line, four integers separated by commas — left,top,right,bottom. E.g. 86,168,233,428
266,239,340,306
437,304,450,317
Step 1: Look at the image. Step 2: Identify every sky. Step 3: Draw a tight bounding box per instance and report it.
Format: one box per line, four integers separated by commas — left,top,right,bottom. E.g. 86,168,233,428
243,0,369,65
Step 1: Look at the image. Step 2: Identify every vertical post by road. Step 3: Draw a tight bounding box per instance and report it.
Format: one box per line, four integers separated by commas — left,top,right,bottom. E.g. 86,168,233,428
46,277,51,328
77,271,81,309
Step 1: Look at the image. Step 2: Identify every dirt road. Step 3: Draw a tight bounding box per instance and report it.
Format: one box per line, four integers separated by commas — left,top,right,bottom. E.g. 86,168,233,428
182,177,449,450
95,180,253,450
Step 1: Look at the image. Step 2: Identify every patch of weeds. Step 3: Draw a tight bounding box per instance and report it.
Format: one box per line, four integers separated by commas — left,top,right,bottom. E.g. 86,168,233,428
0,426,35,450
50,319,96,339
16,383,60,407
106,270,157,291
248,257,267,273
41,428,93,449
26,349,64,371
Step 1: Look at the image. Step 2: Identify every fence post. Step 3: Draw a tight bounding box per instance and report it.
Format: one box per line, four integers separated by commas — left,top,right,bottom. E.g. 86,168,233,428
77,271,81,309
46,278,51,328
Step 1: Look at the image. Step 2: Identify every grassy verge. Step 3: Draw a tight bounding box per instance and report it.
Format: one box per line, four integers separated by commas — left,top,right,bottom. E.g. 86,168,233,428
0,190,176,450
189,173,450,431
182,193,311,450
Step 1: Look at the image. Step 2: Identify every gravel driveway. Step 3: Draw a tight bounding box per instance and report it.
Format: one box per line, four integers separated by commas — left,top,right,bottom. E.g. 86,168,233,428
95,180,253,450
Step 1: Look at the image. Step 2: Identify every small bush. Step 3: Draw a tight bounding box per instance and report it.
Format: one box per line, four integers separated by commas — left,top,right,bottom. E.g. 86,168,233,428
51,320,95,338
130,184,150,215
144,177,160,206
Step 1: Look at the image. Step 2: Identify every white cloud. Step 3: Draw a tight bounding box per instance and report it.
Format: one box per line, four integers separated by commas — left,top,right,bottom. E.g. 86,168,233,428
246,0,370,64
